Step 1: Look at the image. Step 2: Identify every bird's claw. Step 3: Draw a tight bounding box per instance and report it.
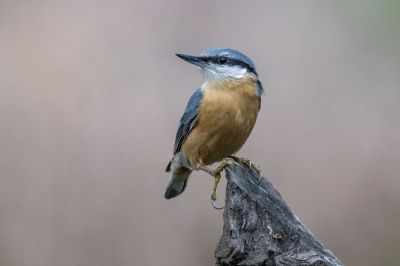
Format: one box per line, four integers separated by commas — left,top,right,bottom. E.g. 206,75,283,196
210,171,224,210
215,157,239,172
229,156,261,175
197,158,243,209
211,198,224,210
210,157,240,209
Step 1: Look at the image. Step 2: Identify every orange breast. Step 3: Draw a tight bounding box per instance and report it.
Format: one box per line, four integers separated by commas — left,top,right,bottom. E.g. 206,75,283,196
181,76,260,166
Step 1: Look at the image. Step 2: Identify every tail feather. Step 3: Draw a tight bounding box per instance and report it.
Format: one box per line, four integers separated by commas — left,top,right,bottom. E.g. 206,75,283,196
165,167,191,199
165,161,172,172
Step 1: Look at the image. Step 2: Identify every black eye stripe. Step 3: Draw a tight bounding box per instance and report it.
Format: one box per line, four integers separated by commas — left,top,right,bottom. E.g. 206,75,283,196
225,59,258,76
200,56,258,76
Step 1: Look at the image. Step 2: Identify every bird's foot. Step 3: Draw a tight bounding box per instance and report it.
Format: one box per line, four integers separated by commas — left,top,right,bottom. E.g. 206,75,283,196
210,158,239,202
210,171,221,202
229,155,261,175
197,158,239,209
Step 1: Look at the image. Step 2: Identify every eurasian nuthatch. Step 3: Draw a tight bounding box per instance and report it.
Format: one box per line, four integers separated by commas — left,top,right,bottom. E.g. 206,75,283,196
165,48,264,202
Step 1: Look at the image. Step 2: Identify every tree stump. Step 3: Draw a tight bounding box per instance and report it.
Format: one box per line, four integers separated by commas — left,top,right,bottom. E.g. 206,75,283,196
215,162,343,266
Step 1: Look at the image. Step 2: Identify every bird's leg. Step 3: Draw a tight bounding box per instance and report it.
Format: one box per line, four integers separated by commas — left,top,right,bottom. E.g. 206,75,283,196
197,165,222,201
229,155,261,175
211,171,221,202
197,157,239,202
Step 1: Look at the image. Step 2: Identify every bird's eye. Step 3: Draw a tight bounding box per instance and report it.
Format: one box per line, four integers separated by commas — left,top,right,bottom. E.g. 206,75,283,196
218,57,228,64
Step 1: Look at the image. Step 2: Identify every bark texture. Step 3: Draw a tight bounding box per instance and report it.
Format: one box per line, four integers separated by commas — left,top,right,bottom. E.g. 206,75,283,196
215,162,343,266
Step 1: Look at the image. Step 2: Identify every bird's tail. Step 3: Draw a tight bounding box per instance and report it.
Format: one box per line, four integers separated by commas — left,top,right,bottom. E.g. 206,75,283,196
165,167,192,199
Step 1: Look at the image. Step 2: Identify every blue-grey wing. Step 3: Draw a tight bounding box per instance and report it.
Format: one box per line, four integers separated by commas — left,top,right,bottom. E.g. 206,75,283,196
173,88,203,155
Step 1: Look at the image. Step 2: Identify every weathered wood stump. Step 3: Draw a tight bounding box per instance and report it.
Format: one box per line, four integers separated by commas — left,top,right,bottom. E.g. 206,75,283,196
215,162,343,266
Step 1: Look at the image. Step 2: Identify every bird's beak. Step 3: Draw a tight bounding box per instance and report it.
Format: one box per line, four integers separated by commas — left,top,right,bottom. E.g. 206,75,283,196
176,53,207,68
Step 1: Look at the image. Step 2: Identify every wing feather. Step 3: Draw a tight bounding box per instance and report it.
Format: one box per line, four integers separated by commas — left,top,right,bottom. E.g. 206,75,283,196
173,88,203,154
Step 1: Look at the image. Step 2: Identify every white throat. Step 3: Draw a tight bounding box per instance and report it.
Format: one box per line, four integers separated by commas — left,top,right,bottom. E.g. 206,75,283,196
201,64,247,81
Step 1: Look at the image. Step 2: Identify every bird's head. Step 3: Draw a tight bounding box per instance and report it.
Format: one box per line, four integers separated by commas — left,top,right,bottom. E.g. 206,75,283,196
176,48,258,82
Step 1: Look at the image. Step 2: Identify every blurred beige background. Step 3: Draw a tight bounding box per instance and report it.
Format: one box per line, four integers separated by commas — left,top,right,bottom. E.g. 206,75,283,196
0,1,399,265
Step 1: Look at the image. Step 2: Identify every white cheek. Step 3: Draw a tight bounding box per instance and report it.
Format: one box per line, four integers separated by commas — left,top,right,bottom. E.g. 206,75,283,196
229,67,247,78
203,64,247,80
219,65,247,79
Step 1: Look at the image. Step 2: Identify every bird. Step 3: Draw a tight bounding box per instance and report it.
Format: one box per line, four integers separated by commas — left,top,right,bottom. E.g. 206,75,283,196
165,48,264,202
